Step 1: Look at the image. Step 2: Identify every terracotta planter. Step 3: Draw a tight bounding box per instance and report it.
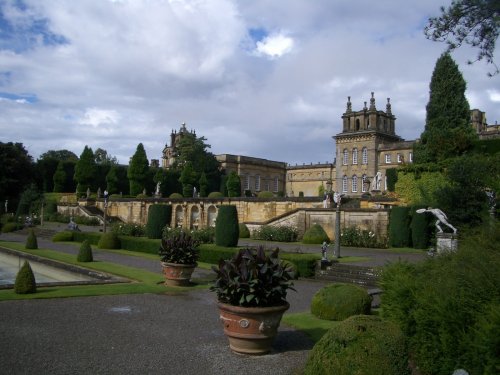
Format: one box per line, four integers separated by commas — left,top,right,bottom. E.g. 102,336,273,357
161,262,197,286
217,301,290,355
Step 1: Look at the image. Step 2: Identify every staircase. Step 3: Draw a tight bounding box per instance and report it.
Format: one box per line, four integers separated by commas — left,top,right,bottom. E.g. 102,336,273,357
17,227,59,240
316,261,381,288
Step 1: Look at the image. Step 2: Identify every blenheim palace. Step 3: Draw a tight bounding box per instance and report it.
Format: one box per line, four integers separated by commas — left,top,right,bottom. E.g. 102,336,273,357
161,93,499,198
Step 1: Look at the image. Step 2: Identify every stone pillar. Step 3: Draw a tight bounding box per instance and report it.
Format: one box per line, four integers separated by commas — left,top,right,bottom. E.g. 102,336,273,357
436,233,458,253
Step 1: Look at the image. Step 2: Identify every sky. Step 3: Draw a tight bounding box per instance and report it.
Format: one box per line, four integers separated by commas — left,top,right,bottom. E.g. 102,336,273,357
0,0,499,166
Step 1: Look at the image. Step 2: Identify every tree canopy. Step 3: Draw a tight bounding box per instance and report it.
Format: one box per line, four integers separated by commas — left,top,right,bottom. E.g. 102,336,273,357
414,53,477,163
74,146,97,195
128,143,149,196
425,0,500,75
39,149,78,161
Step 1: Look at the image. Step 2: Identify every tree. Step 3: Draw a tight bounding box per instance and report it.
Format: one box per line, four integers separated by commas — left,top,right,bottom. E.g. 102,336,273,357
39,150,78,161
414,53,477,164
425,0,500,75
52,161,66,192
106,165,119,194
74,146,97,195
128,143,149,196
179,161,196,197
0,142,35,211
94,148,118,165
37,149,78,193
199,172,208,197
226,171,241,197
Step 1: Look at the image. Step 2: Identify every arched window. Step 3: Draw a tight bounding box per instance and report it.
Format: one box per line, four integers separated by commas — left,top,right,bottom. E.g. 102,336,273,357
352,175,358,192
355,119,360,131
362,147,368,164
362,174,367,192
255,175,261,191
352,148,358,165
343,149,348,165
342,175,348,193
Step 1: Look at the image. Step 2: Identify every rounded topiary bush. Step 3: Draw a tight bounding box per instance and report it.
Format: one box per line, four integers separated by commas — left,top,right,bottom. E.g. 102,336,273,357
215,205,239,247
311,283,372,321
97,232,120,249
302,224,329,244
238,223,250,238
169,193,183,199
77,240,93,262
207,191,224,199
52,231,74,242
304,315,410,375
14,261,37,294
146,204,172,239
25,229,38,249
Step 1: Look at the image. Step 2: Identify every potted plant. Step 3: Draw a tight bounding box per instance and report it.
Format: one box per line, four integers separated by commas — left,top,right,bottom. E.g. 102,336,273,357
210,246,296,354
159,228,199,286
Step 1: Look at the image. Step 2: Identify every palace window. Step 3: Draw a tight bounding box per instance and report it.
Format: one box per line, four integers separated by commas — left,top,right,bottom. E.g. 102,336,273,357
342,175,348,193
255,175,261,191
244,174,250,190
273,177,279,192
362,174,368,192
343,149,348,165
362,147,368,164
397,154,403,163
352,175,358,193
409,152,413,163
352,148,358,165
385,154,391,163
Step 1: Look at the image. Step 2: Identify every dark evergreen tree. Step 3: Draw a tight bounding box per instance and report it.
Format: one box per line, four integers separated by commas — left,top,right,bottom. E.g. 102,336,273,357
37,149,78,193
199,172,208,197
146,204,172,239
25,228,38,249
16,183,42,218
77,240,93,262
226,171,241,197
414,53,476,163
74,146,97,195
128,143,149,196
0,142,35,211
14,261,36,294
215,205,239,247
52,161,66,192
106,165,119,194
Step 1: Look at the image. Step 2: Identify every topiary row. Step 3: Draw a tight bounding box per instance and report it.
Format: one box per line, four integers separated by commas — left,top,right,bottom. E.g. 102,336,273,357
146,204,172,239
215,205,239,247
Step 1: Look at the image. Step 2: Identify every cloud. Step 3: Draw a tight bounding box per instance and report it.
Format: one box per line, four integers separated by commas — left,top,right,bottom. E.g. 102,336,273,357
255,32,294,59
487,90,500,102
78,108,120,128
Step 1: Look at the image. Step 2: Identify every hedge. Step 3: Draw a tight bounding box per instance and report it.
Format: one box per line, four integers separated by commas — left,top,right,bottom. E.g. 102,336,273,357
146,204,172,239
389,206,411,247
73,231,102,246
118,236,161,255
311,283,371,321
52,231,74,242
215,205,239,247
410,205,431,249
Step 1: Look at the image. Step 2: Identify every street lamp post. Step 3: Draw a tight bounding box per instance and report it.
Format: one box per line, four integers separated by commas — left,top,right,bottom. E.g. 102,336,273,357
333,193,343,259
103,189,108,233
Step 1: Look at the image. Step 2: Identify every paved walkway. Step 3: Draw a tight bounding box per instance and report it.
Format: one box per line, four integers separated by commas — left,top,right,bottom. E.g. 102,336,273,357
0,228,426,375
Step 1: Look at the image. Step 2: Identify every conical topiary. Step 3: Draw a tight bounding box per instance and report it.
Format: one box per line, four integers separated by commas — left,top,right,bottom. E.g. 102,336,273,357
215,205,239,247
97,232,120,249
25,228,38,249
77,240,93,262
14,260,37,294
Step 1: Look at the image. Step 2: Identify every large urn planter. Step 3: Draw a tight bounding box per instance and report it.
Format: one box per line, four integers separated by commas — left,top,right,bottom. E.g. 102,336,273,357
217,301,290,355
161,262,197,286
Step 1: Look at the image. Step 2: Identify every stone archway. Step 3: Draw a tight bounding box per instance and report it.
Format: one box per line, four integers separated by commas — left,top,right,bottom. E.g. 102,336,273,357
207,205,217,227
175,205,184,228
190,206,200,229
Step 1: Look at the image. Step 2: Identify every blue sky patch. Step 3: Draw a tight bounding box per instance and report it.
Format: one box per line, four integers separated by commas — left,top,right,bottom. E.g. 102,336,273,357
248,27,268,43
0,92,37,103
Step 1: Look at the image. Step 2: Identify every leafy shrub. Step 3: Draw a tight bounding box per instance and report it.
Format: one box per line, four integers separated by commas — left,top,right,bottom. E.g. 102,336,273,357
97,232,120,249
25,229,38,249
77,240,93,262
311,284,371,321
1,222,21,233
389,206,411,247
207,191,224,199
111,222,145,237
280,253,319,278
257,191,274,198
386,168,398,192
73,231,102,245
302,224,329,244
395,170,448,206
169,193,183,199
238,223,250,238
380,224,500,375
210,247,295,307
253,225,298,242
146,204,172,239
304,315,410,375
52,231,74,242
14,261,37,294
159,229,199,264
215,205,239,247
340,226,381,248
190,226,215,244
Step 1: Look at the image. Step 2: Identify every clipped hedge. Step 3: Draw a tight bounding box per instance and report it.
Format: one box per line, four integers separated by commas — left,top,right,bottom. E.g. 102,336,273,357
52,231,74,242
73,231,102,246
118,236,160,255
304,315,410,375
302,224,330,244
311,283,371,321
146,204,172,239
389,206,411,247
198,244,239,264
238,223,250,238
25,229,38,249
280,253,318,278
215,205,239,247
14,261,37,294
410,205,431,249
1,222,21,233
207,191,224,199
97,232,121,249
77,240,93,262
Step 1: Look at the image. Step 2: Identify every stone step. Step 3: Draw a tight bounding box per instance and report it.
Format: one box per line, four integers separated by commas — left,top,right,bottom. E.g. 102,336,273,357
315,261,381,288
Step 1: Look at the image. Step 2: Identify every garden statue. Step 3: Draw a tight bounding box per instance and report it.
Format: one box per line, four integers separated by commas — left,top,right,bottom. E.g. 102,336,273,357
417,207,457,234
371,172,382,191
67,216,80,231
86,188,90,199
321,241,329,260
155,182,161,196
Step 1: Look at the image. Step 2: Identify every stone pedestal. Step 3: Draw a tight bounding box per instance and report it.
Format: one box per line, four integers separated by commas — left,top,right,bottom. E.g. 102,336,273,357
436,233,458,253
